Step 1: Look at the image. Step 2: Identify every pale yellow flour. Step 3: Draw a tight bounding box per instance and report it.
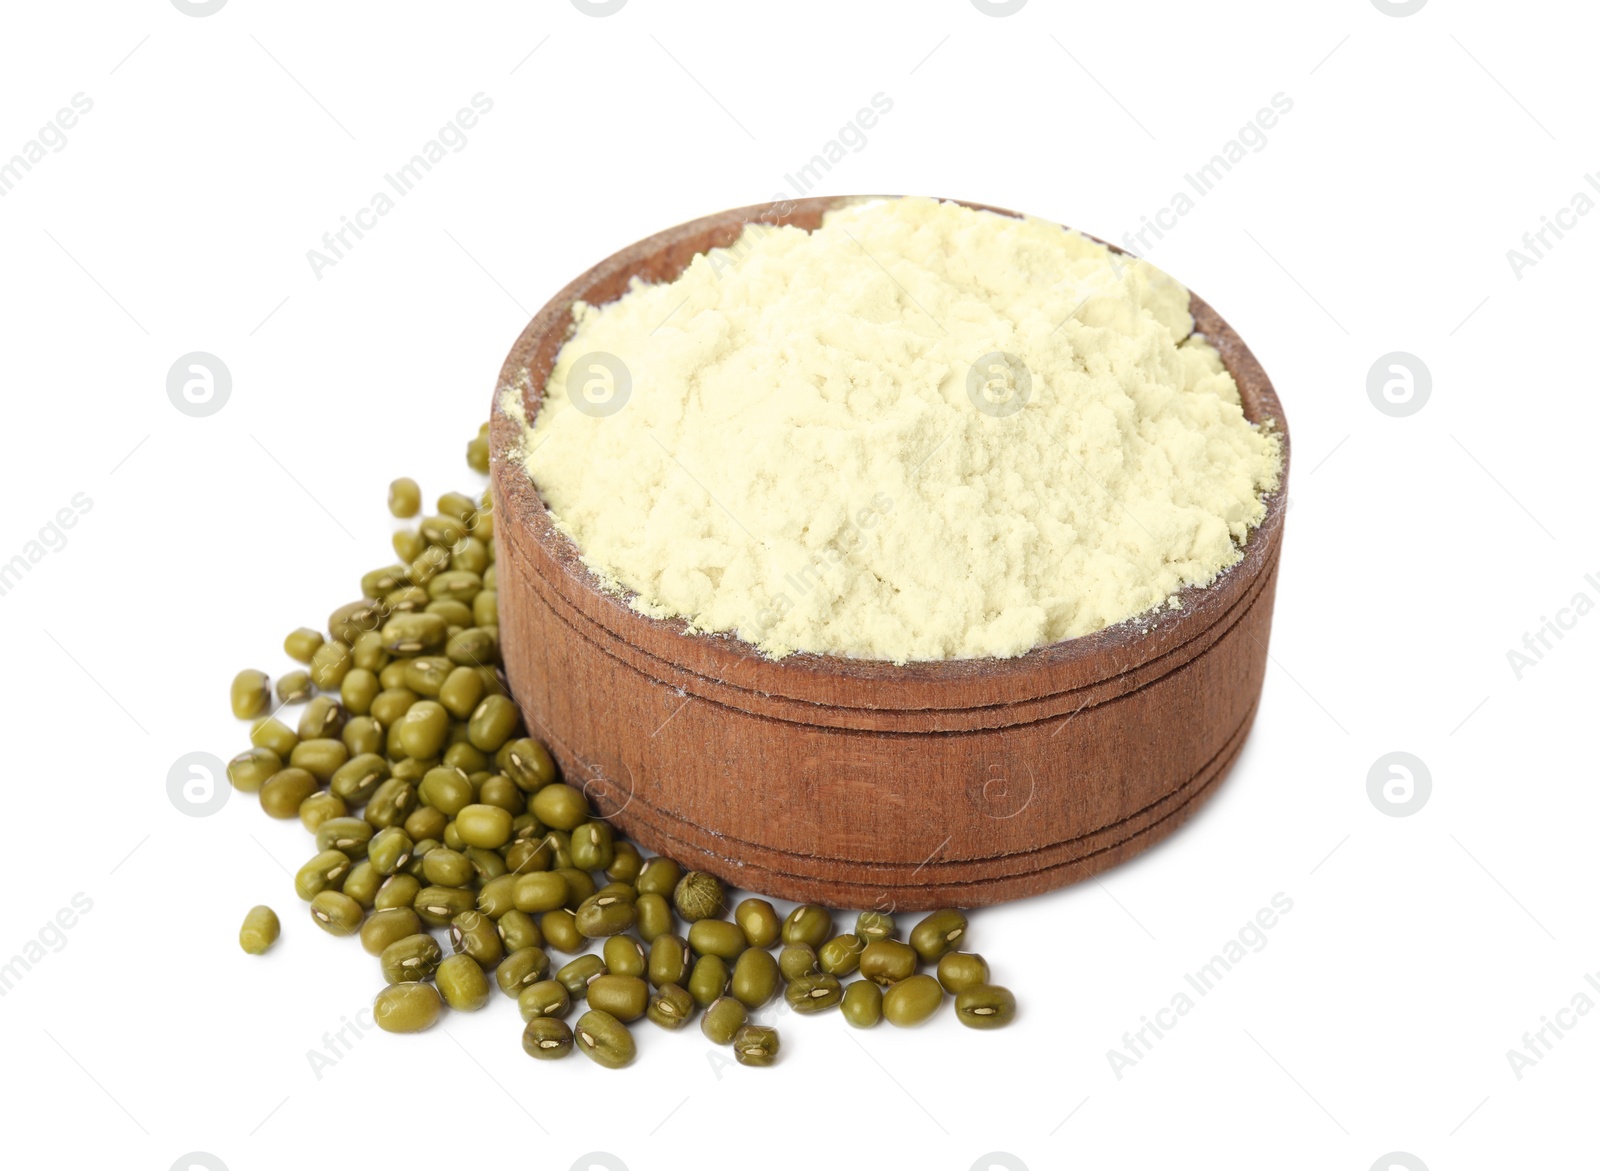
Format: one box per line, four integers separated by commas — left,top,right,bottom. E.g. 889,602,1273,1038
505,197,1281,663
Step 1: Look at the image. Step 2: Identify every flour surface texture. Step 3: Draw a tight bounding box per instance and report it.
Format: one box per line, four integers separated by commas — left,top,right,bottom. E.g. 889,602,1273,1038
507,197,1281,663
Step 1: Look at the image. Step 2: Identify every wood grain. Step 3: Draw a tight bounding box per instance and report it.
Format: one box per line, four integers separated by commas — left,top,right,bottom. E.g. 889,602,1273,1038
489,196,1290,909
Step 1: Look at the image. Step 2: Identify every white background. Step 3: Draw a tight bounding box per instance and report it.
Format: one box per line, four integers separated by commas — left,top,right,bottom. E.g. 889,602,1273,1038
0,2,1594,1169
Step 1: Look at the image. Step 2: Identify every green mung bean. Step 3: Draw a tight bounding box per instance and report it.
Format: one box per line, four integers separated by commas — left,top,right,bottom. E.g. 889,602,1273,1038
450,910,504,967
275,670,313,705
360,907,422,956
687,954,729,1008
374,981,441,1033
496,909,543,953
730,947,780,1009
782,905,833,950
649,935,691,989
603,935,647,979
230,670,270,719
388,478,422,518
909,909,968,964
539,909,584,953
785,972,843,1014
647,982,694,1030
634,892,674,943
587,974,649,1022
734,898,781,948
882,974,943,1027
381,933,442,983
294,850,352,901
518,978,572,1021
498,946,553,997
856,910,895,944
341,861,381,908
227,748,280,793
936,952,990,994
250,717,297,757
284,627,325,663
732,1024,779,1067
259,768,318,819
374,874,421,912
778,943,818,982
860,939,918,986
688,918,746,961
574,1009,635,1069
522,1016,573,1060
297,792,346,833
309,890,363,935
818,933,866,976
239,905,279,955
436,953,492,1011
555,953,606,1000
841,980,882,1028
954,984,1016,1029
700,996,748,1045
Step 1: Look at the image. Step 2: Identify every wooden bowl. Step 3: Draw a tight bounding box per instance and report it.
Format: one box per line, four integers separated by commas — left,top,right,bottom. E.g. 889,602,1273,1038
489,196,1290,910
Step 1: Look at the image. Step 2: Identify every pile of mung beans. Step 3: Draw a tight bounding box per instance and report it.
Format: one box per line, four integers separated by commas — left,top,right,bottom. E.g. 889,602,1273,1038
226,423,1015,1069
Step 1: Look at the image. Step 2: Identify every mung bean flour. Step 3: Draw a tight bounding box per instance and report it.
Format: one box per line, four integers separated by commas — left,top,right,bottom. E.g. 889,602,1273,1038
505,197,1281,662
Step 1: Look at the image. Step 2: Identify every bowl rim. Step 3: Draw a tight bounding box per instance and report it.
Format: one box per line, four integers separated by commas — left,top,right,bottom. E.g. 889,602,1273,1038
489,194,1290,704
